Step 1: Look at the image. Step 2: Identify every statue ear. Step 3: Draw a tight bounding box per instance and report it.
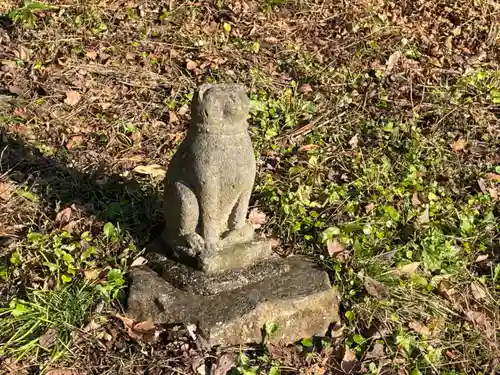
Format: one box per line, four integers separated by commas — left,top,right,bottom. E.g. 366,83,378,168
197,84,213,102
192,84,213,122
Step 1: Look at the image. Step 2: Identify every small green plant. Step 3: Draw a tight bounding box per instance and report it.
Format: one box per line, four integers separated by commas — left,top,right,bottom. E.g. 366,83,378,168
249,85,316,142
236,351,259,375
3,0,51,27
7,223,132,293
261,321,279,343
0,282,101,361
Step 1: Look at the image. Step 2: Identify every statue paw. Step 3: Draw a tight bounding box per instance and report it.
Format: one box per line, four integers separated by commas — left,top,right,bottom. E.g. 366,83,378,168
220,223,254,247
184,233,205,255
204,240,219,255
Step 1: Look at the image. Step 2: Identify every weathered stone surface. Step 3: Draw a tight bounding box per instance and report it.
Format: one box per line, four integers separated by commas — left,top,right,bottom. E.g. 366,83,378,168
200,240,277,274
151,251,286,296
127,256,340,346
162,84,258,271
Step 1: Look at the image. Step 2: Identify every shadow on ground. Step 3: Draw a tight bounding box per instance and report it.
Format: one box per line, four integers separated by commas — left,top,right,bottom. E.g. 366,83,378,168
0,131,164,248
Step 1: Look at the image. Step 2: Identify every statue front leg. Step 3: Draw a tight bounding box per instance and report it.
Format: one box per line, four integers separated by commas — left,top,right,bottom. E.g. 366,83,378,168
163,181,204,257
198,180,220,255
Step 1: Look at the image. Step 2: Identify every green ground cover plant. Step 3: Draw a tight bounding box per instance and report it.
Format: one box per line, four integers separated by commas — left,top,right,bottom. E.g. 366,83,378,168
0,0,499,373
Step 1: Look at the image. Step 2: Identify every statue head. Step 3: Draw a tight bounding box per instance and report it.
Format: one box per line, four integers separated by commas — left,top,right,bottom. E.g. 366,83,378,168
191,84,250,133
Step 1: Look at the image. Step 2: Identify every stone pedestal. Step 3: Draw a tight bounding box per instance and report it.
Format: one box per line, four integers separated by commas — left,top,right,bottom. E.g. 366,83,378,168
127,253,340,346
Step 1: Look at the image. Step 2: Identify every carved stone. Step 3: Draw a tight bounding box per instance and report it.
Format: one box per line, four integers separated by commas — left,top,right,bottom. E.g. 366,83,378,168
126,84,340,346
128,256,340,346
161,84,261,271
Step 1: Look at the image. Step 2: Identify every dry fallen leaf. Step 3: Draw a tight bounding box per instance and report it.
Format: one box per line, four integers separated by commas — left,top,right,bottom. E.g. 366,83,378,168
116,315,158,343
392,262,420,276
97,331,113,342
341,347,357,373
411,192,421,207
348,134,359,149
169,110,179,123
435,278,458,302
485,172,500,181
488,188,498,200
478,178,488,194
9,86,22,95
83,320,101,332
16,46,31,60
186,60,197,70
131,256,148,267
55,207,72,225
195,362,207,375
445,36,453,52
85,50,98,59
134,318,154,331
46,369,79,375
451,137,467,152
133,164,166,178
474,254,488,263
364,276,389,299
470,281,487,301
0,181,14,201
326,239,344,256
303,363,327,375
297,83,313,93
63,219,80,234
64,91,81,106
186,323,197,340
248,208,267,229
365,342,385,360
178,104,189,116
66,135,84,150
409,320,431,336
417,205,430,224
430,274,451,287
83,269,100,281
465,310,494,337
386,50,401,72
365,203,376,213
39,328,57,348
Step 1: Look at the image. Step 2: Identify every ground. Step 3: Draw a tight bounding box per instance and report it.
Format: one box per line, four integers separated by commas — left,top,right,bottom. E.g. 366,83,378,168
0,0,499,374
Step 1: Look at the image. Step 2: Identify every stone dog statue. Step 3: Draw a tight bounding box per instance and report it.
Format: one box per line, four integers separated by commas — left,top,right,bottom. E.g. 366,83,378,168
162,84,256,267
129,84,338,346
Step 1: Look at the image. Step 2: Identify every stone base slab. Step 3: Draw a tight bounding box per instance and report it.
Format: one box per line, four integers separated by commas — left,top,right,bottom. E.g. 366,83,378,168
126,256,340,347
147,236,277,275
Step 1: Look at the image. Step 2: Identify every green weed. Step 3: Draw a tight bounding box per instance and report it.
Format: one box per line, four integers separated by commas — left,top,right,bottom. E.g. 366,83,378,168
2,0,51,27
249,80,500,371
0,222,133,365
8,225,131,295
0,282,100,363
